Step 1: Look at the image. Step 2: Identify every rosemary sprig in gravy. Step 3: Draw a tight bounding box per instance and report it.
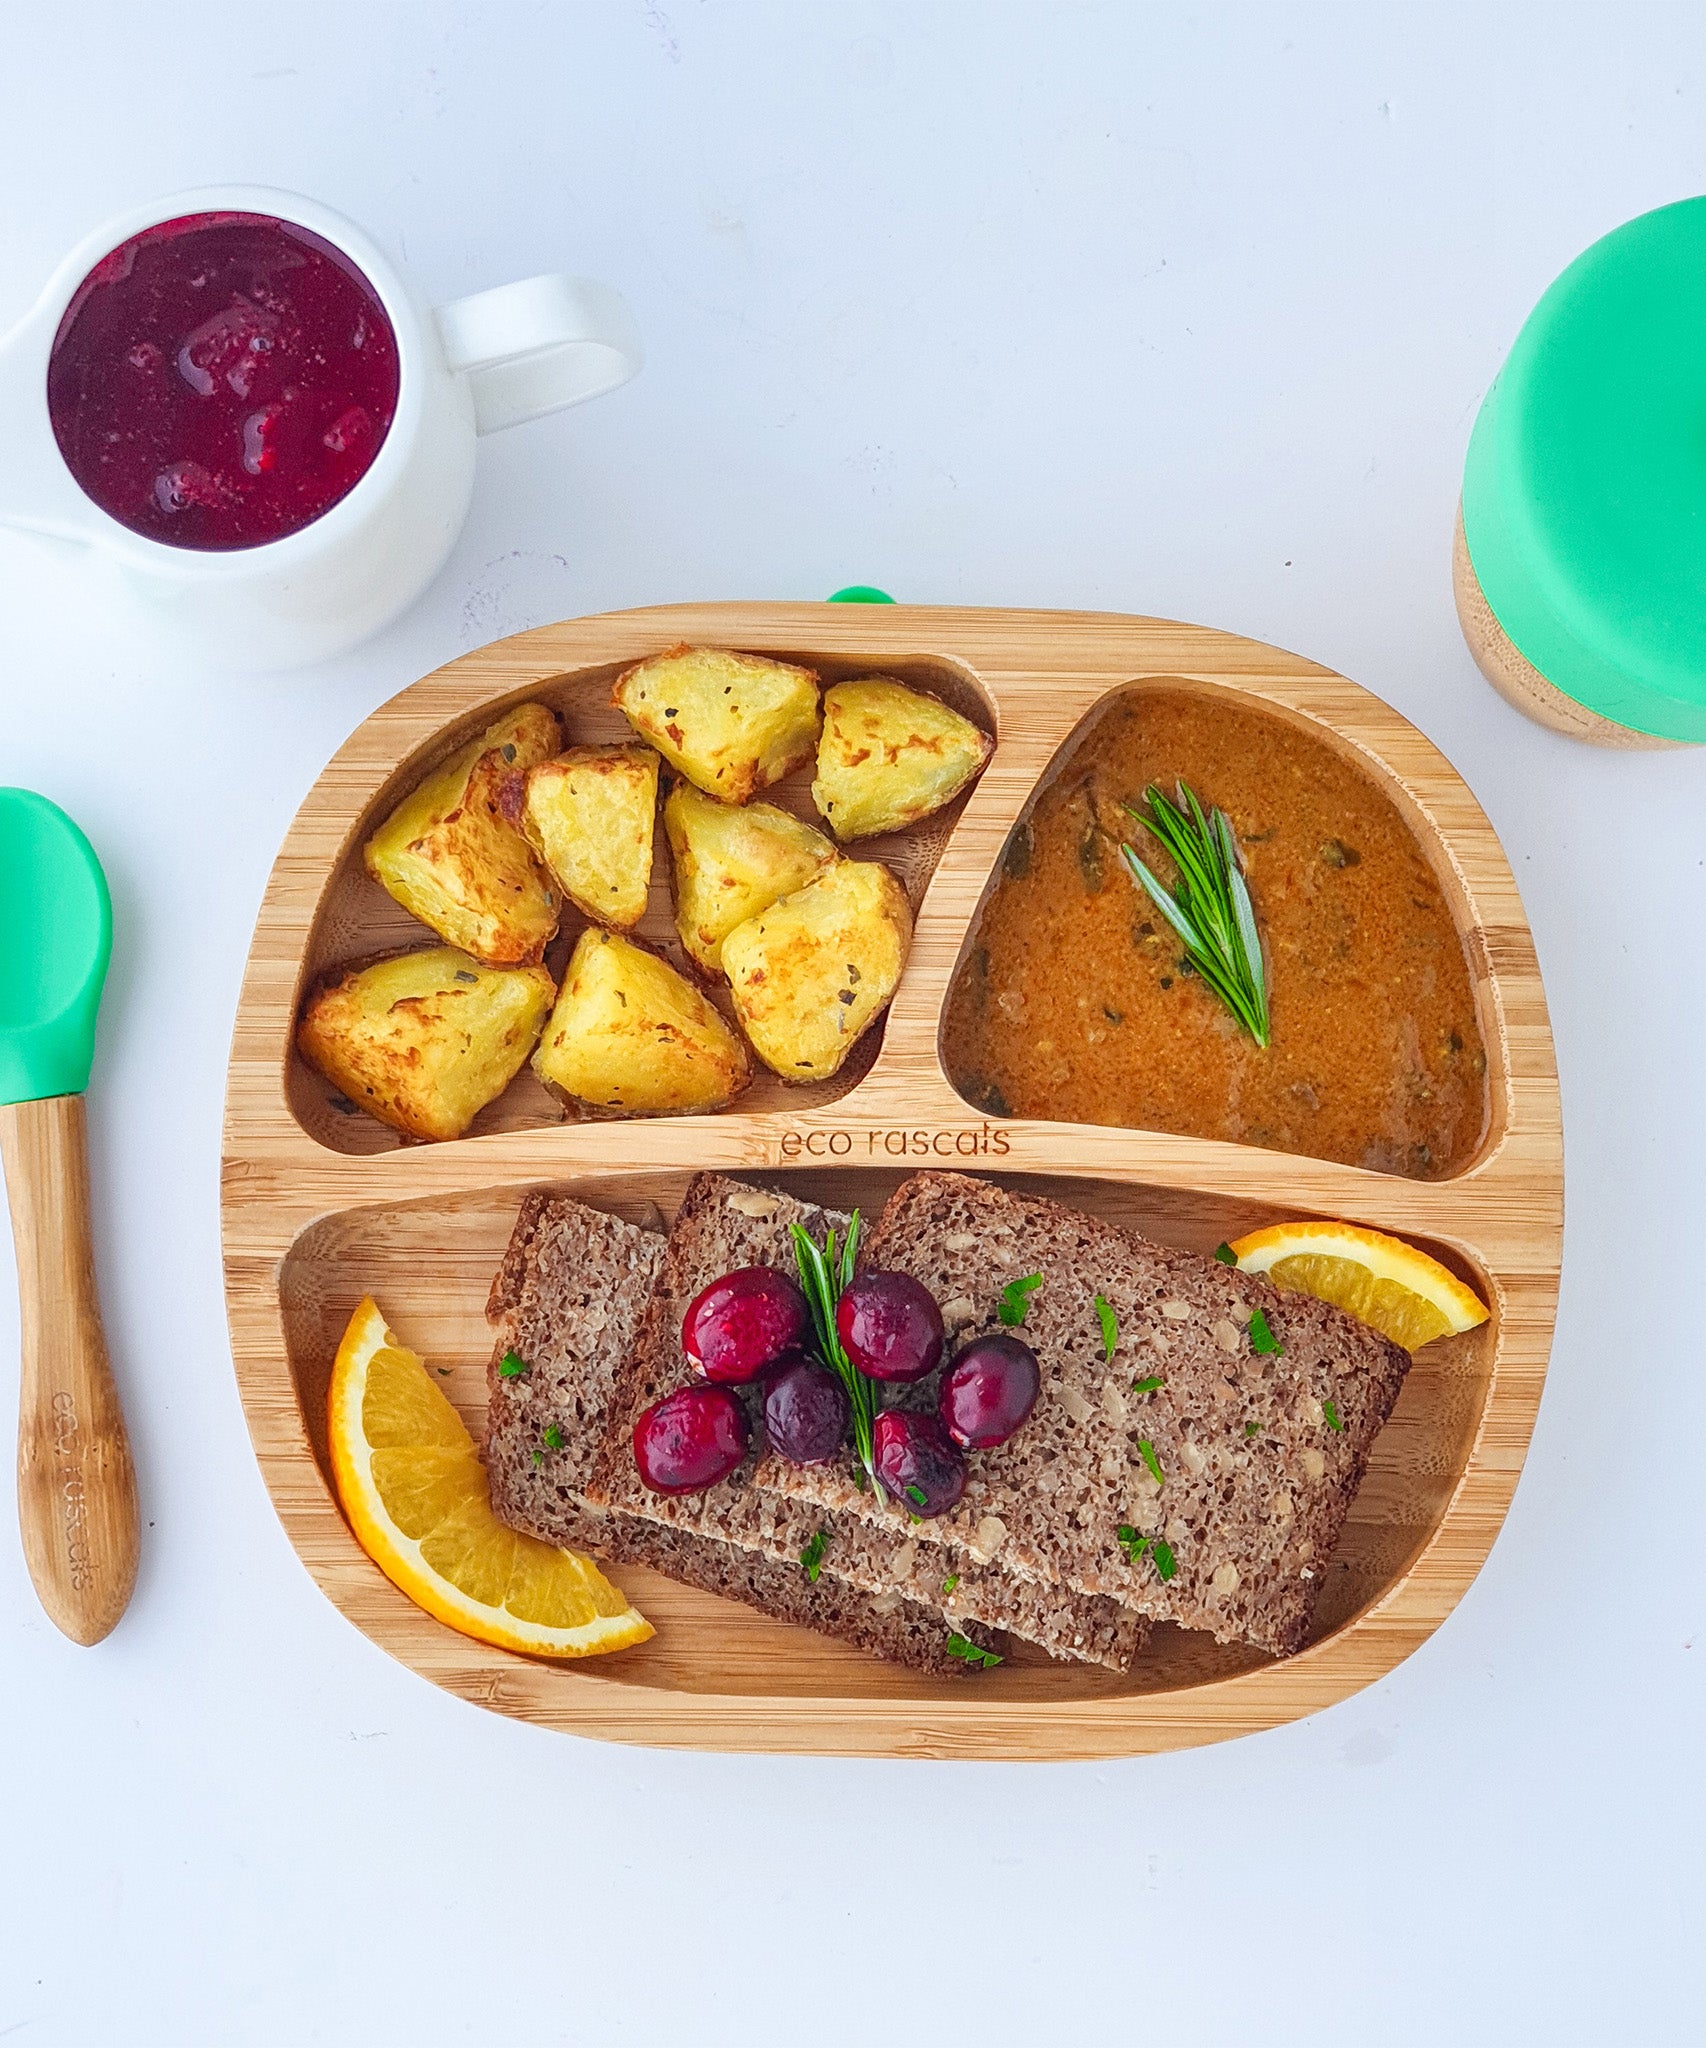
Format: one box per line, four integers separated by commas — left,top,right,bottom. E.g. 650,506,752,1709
1121,781,1271,1047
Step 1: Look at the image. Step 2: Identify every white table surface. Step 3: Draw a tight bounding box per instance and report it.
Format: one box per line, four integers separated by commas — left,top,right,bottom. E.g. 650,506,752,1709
3,6,1702,2042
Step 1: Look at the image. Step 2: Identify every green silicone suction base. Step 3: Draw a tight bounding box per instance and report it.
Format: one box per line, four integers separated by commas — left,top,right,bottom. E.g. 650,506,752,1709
1460,195,1706,743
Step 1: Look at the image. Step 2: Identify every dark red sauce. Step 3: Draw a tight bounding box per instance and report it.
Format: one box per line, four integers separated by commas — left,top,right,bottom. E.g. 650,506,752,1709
47,212,399,550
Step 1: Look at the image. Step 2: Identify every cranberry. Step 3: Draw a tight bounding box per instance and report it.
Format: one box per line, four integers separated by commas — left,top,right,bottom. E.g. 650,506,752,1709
836,1271,944,1383
939,1334,1041,1449
872,1408,966,1517
682,1266,809,1384
632,1383,749,1495
760,1351,850,1465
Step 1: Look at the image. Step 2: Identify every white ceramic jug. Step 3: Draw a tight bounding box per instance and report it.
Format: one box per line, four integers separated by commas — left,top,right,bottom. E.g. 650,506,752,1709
0,185,641,669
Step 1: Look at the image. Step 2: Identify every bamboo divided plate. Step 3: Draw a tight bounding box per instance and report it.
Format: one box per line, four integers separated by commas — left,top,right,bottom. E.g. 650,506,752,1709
222,602,1562,1759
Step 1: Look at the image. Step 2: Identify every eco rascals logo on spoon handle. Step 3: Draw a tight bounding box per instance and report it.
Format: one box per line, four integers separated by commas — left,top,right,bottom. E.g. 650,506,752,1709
1,1095,140,1646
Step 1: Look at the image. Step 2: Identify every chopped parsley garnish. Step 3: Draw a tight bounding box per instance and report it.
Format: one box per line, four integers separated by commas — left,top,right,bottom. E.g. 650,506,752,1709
531,1449,544,1469
1323,1398,1343,1432
1117,1524,1178,1582
942,1574,961,1596
1130,1374,1165,1396
1248,1307,1283,1354
1136,1438,1164,1487
1243,1421,1262,1438
997,1273,1044,1327
436,1367,451,1377
905,1484,928,1508
497,1351,529,1379
542,1423,565,1451
453,969,479,984
1094,1294,1118,1361
1213,1242,1237,1266
946,1632,1002,1669
800,1530,828,1582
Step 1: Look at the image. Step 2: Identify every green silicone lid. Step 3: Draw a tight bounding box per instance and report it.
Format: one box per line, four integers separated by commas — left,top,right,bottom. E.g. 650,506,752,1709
1462,195,1706,741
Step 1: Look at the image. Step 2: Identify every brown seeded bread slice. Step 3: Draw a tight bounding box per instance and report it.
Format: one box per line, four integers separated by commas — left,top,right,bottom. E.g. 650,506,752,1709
756,1171,1411,1657
593,1517,990,1676
483,1192,997,1675
484,1192,665,1538
581,1174,1149,1671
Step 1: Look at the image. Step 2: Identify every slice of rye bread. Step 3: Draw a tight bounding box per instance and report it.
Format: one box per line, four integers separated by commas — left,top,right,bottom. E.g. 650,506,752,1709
595,1517,995,1677
755,1172,1412,1658
483,1192,998,1676
581,1174,1149,1672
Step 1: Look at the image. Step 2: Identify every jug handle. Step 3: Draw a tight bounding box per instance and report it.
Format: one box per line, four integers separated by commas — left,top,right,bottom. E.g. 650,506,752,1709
435,276,642,437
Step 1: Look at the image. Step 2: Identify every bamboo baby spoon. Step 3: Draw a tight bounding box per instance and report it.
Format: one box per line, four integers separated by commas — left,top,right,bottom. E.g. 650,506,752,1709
0,790,137,1643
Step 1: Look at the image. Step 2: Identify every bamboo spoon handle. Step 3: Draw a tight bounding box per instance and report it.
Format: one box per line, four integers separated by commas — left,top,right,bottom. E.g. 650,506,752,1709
1,1094,138,1644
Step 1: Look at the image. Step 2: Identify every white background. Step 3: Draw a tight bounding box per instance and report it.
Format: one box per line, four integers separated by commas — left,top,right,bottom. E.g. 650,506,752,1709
2,5,1702,2042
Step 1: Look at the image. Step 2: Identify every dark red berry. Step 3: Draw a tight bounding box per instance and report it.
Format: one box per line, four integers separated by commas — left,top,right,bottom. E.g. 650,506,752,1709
872,1408,966,1517
682,1266,809,1384
939,1334,1041,1449
760,1351,850,1465
632,1383,749,1494
835,1272,944,1383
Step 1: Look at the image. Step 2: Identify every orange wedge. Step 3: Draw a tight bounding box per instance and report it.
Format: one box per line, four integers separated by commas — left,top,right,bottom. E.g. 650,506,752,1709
327,1297,652,1658
1226,1221,1489,1352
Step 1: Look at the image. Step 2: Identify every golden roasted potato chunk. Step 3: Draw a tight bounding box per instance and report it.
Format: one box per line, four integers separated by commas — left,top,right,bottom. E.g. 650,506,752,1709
811,677,993,842
521,744,660,930
364,702,562,965
297,946,555,1143
532,928,751,1117
612,644,820,805
721,860,912,1082
664,780,838,976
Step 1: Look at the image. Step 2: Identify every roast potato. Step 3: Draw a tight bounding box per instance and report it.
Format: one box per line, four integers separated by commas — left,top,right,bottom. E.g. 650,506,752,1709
532,928,752,1116
298,946,556,1142
664,780,838,975
811,677,993,842
612,644,820,805
522,743,659,930
364,702,562,965
721,859,912,1082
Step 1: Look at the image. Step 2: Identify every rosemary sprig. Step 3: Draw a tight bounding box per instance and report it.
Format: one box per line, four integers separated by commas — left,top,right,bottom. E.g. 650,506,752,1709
1121,781,1270,1047
790,1215,883,1497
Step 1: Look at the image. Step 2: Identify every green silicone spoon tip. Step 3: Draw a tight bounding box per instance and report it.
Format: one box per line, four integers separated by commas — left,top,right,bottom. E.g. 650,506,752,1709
0,790,111,1105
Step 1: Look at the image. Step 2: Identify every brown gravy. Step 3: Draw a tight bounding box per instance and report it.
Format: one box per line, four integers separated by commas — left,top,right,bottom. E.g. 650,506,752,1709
942,686,1489,1178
